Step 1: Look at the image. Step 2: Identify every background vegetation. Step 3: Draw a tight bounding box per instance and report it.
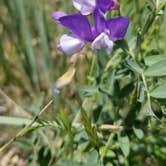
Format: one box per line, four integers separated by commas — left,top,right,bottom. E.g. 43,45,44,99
0,0,166,165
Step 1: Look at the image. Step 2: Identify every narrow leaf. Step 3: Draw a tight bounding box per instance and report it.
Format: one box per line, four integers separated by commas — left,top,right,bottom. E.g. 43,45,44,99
0,116,37,126
126,58,143,73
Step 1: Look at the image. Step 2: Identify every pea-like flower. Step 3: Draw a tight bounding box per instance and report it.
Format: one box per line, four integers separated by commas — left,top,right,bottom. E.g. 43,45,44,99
72,0,120,15
52,9,129,55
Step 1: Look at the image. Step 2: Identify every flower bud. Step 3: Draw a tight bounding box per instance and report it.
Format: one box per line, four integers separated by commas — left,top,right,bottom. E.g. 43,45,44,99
111,0,120,10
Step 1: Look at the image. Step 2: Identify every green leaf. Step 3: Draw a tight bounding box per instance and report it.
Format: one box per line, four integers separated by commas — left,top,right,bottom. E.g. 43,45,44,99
60,160,82,166
150,84,166,98
142,102,156,117
144,55,166,66
158,0,166,11
100,147,116,158
133,126,144,139
144,60,166,76
81,86,99,97
86,151,99,166
0,116,36,126
126,58,143,73
118,133,130,157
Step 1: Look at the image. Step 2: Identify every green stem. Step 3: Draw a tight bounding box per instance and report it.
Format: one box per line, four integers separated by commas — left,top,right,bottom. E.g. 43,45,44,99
88,54,97,84
135,4,156,57
141,73,156,117
0,100,53,153
100,133,116,161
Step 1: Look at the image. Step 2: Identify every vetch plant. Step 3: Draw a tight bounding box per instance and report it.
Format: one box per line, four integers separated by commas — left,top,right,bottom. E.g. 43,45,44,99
50,0,166,162
0,0,166,165
52,1,129,55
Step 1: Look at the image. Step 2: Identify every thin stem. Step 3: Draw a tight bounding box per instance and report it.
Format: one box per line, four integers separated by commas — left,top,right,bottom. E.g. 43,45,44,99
0,100,53,153
135,4,156,57
141,72,151,103
141,73,156,117
88,54,96,84
99,124,125,131
100,133,116,161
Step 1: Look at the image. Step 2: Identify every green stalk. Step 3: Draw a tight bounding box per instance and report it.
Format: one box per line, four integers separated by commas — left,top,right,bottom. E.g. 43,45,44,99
15,0,39,86
135,10,156,57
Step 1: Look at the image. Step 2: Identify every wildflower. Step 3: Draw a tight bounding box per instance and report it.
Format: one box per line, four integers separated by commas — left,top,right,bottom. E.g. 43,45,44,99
53,12,93,55
52,9,129,55
72,0,120,15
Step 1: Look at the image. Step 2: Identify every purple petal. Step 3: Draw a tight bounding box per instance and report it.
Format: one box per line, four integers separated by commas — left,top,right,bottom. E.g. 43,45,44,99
91,26,98,39
110,0,120,10
57,34,85,55
106,17,130,40
91,32,114,55
58,14,93,41
96,0,114,13
93,9,106,36
52,12,66,23
72,0,96,15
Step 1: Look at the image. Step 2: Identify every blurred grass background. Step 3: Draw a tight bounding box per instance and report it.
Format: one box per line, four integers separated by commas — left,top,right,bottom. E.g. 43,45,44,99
0,0,166,165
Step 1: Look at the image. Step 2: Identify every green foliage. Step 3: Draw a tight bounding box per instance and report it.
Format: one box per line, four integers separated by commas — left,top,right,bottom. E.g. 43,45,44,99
118,132,130,157
0,0,166,165
145,60,166,76
150,84,166,98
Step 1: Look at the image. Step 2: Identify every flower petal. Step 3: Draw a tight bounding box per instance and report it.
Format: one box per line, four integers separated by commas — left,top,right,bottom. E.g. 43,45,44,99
72,0,96,15
58,14,93,41
57,34,85,55
52,11,66,23
96,0,114,13
91,32,114,55
106,16,130,40
93,9,106,36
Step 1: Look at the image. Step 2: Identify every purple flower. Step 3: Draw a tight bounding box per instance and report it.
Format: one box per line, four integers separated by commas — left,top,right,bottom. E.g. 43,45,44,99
72,0,120,15
52,9,129,55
